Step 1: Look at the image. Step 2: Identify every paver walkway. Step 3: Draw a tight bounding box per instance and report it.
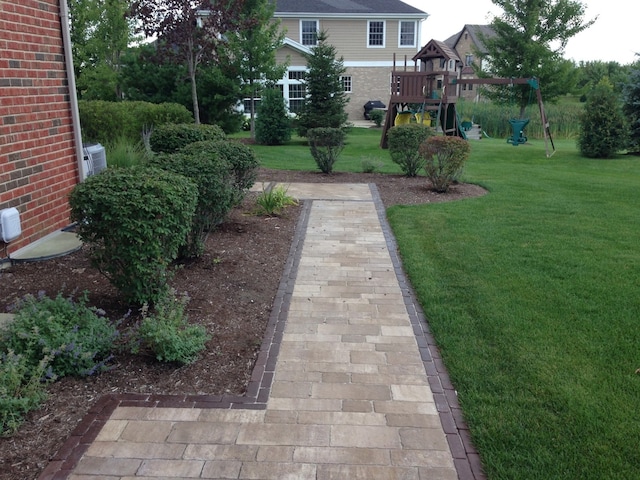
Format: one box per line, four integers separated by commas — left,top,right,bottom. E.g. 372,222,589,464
40,183,482,480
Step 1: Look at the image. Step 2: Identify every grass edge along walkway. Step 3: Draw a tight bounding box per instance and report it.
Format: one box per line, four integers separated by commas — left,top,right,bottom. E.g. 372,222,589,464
386,139,640,479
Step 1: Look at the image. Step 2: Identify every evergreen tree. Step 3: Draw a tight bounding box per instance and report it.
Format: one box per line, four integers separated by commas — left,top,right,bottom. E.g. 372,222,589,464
255,87,291,145
577,78,628,158
622,61,640,153
296,31,348,137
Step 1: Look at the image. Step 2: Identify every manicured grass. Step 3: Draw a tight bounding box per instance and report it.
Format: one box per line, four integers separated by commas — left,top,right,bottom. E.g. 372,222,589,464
236,127,406,174
387,138,640,479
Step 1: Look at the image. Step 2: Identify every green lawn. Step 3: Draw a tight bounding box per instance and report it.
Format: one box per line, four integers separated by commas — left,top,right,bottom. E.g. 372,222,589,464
387,138,640,479
248,129,640,479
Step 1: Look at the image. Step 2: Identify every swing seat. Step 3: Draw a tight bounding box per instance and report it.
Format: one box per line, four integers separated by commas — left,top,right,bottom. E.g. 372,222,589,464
507,118,529,146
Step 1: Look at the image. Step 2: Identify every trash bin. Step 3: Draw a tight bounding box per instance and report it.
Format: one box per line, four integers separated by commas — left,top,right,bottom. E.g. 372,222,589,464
363,100,386,120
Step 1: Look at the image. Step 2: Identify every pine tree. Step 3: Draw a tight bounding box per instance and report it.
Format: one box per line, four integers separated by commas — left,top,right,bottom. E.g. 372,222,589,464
577,78,628,158
296,31,348,137
255,87,291,145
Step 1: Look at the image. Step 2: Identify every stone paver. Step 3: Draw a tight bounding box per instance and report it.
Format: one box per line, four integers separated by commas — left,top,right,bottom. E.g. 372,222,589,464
50,183,478,480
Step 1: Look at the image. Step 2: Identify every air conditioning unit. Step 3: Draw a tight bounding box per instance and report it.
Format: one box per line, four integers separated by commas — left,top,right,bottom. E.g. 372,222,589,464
0,207,21,243
83,143,107,177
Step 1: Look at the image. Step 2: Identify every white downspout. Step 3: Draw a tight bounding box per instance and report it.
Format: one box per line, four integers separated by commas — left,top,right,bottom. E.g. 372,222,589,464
59,0,86,181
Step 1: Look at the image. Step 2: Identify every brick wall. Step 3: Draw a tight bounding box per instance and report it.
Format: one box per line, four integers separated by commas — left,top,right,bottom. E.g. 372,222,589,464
0,0,79,256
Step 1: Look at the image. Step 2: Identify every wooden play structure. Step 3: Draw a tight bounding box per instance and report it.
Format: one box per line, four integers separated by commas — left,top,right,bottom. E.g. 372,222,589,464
380,40,555,157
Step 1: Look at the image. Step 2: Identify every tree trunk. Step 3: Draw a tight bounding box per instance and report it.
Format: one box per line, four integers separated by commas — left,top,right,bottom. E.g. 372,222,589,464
249,80,256,140
187,39,201,125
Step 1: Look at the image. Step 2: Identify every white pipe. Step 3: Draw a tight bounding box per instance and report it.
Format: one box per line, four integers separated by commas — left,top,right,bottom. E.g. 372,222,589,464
59,0,86,181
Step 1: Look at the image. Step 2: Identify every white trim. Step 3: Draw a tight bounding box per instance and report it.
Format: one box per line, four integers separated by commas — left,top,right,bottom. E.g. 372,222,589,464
275,13,427,20
282,37,313,55
367,20,386,48
343,60,399,68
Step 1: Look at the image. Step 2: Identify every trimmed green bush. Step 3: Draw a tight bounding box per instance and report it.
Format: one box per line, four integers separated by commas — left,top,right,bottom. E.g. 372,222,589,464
419,136,471,193
255,88,292,145
180,140,259,207
148,150,236,258
149,123,226,154
387,123,433,177
2,292,117,378
307,127,346,174
134,292,209,365
69,166,198,305
79,100,193,144
369,109,385,127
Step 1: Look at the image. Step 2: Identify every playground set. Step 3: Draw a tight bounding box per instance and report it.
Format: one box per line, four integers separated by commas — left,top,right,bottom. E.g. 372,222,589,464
380,40,555,157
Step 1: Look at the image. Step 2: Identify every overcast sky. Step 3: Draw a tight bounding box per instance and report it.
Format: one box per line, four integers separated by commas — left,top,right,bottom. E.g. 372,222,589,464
403,0,637,65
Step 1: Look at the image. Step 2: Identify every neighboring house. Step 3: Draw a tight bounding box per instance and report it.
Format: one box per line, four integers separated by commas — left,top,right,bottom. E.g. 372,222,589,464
443,24,496,101
0,0,84,262
271,0,428,121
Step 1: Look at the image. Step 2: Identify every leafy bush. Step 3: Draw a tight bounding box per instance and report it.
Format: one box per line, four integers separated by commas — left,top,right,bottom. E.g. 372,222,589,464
255,184,298,216
578,79,629,158
149,123,226,154
419,136,471,193
2,292,117,377
79,101,193,144
180,140,259,207
255,87,292,145
369,109,385,127
69,166,198,305
307,127,346,174
623,66,640,153
0,351,50,435
148,151,236,258
134,292,209,365
387,123,433,177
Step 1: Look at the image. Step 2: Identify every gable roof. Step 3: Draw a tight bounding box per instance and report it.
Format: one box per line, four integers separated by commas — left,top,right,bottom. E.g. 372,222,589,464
443,24,496,54
274,0,427,17
413,39,460,63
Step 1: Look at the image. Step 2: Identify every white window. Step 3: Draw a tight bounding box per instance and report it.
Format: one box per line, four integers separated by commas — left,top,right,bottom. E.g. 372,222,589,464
288,83,306,113
399,21,416,47
465,54,474,66
341,76,352,93
300,20,318,46
368,20,385,47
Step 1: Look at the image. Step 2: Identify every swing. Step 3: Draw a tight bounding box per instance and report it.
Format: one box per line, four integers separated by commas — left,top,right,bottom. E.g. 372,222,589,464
506,79,536,146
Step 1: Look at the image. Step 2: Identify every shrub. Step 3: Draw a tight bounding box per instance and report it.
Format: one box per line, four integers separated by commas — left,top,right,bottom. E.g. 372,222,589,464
180,140,259,207
255,184,298,216
134,292,209,365
69,166,198,305
2,292,117,377
149,123,226,154
369,109,385,127
148,150,236,258
0,352,50,435
79,101,193,144
255,88,292,145
578,79,629,158
419,136,471,193
387,123,433,177
105,136,148,168
361,157,385,173
307,127,346,174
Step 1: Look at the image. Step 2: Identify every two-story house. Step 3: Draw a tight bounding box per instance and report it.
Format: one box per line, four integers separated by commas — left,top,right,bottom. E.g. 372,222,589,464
443,24,496,101
272,0,428,121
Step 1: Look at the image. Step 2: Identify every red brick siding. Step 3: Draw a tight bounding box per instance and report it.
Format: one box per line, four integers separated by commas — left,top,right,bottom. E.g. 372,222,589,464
0,0,79,255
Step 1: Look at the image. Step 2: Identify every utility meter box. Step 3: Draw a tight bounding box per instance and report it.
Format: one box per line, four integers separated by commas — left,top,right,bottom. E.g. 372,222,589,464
0,207,21,243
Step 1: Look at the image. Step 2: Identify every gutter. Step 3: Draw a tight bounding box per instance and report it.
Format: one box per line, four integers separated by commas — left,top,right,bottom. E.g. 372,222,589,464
59,0,86,181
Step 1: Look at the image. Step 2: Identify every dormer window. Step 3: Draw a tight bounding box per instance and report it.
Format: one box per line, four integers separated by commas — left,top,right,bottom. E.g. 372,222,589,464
301,20,318,46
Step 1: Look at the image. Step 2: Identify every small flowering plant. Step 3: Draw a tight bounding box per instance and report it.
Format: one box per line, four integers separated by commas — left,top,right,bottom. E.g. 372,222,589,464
1,291,118,378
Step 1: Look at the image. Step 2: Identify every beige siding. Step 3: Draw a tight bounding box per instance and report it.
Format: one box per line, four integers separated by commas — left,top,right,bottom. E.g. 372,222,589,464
277,18,421,63
276,46,307,66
